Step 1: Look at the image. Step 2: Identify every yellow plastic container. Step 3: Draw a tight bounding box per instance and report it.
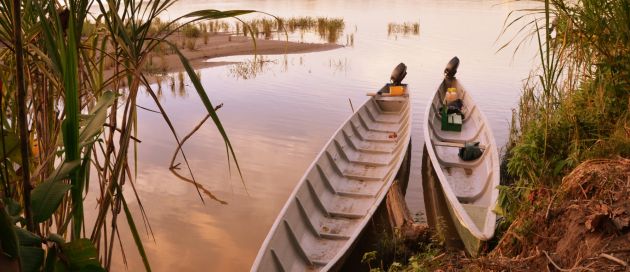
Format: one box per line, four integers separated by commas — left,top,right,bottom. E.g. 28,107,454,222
389,85,405,96
445,87,458,103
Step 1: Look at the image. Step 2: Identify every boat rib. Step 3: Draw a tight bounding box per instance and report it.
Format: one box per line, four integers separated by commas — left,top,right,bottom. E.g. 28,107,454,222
252,88,411,271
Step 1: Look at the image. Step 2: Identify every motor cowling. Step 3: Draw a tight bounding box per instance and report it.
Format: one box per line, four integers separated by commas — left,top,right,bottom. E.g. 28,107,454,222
444,57,460,79
390,63,407,85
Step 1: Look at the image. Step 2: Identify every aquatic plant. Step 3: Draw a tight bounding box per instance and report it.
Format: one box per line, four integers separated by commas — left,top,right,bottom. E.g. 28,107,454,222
387,22,420,37
210,16,345,42
0,0,254,270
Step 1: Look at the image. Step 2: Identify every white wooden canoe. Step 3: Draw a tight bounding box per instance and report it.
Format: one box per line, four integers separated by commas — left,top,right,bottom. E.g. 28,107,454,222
423,77,500,256
251,86,411,271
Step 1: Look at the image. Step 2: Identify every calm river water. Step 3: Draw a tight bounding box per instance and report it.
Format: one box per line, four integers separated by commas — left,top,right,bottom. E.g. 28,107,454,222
104,0,539,270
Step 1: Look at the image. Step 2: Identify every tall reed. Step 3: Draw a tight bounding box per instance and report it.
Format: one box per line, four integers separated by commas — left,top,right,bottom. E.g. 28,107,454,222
0,0,255,270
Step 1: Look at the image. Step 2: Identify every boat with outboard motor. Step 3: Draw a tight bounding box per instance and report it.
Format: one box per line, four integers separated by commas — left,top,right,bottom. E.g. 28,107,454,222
251,64,412,271
423,57,500,256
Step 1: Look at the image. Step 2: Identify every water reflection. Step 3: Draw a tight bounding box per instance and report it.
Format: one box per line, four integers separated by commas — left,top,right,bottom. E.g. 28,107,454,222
329,58,350,75
177,71,186,97
228,57,276,80
109,1,540,271
169,75,175,94
345,33,355,47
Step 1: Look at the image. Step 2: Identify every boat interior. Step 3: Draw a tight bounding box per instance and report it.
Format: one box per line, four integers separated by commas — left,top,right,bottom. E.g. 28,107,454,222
254,93,411,271
426,79,498,232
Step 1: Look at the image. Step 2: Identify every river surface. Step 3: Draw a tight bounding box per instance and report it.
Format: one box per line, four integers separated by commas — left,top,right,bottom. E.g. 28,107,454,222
103,0,539,270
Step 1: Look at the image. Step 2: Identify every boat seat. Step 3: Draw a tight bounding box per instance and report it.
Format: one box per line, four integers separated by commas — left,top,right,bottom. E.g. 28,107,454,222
433,142,490,169
429,120,485,144
334,140,392,167
342,129,396,154
357,113,400,133
365,102,407,124
433,140,487,150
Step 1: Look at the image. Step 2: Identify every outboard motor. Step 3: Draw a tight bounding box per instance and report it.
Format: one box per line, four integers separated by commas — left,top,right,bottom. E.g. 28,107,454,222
444,57,459,79
390,63,407,85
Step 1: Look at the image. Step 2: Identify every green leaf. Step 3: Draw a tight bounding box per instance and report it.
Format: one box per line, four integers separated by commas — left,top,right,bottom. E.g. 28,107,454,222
122,195,151,272
14,228,42,247
164,40,244,183
42,160,81,184
60,239,103,271
4,198,21,217
43,245,59,272
0,129,22,164
183,9,254,20
0,201,19,259
46,234,65,246
78,91,116,145
79,264,106,272
19,246,44,272
31,178,73,223
552,159,568,176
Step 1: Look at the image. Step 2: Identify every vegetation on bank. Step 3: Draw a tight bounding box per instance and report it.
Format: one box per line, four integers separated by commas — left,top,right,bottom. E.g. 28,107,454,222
499,0,629,242
0,0,252,271
363,0,629,270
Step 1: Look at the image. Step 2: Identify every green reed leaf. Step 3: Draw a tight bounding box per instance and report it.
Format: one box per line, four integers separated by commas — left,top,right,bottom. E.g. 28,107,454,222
122,194,151,272
31,161,80,223
19,246,44,272
60,239,104,271
164,40,245,184
0,200,19,259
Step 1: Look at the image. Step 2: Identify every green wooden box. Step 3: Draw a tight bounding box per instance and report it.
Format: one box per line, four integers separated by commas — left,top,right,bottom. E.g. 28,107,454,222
441,109,462,132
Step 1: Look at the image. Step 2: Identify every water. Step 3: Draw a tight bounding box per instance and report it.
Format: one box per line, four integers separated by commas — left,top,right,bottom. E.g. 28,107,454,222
105,0,539,270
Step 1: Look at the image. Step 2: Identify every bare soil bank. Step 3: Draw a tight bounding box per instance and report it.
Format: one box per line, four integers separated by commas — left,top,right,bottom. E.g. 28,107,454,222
104,33,343,84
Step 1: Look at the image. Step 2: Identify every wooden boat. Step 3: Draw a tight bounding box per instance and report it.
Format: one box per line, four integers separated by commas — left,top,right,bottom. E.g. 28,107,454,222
422,57,500,256
251,82,411,271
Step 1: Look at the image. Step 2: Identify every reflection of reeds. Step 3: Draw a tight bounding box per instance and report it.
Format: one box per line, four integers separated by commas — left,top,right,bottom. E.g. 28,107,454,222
178,71,185,95
170,75,176,93
346,34,355,47
228,57,276,80
387,22,420,37
328,58,350,74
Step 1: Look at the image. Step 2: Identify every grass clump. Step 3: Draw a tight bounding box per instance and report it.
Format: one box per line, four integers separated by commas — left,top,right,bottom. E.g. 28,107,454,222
182,23,201,38
497,0,630,253
217,16,345,42
387,22,420,37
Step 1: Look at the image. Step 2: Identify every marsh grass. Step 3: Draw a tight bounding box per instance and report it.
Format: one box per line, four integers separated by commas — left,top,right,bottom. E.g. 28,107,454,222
210,16,345,43
186,38,197,50
0,1,256,270
387,22,420,37
497,0,630,247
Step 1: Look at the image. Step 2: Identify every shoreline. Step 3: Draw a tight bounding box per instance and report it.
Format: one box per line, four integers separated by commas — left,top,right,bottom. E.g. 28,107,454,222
105,33,343,84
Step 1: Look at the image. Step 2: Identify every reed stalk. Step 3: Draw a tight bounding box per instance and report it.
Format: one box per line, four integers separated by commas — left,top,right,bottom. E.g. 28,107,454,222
12,0,34,232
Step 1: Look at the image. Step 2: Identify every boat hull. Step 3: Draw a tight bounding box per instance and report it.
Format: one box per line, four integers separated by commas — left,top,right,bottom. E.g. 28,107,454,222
422,78,500,257
252,86,412,271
